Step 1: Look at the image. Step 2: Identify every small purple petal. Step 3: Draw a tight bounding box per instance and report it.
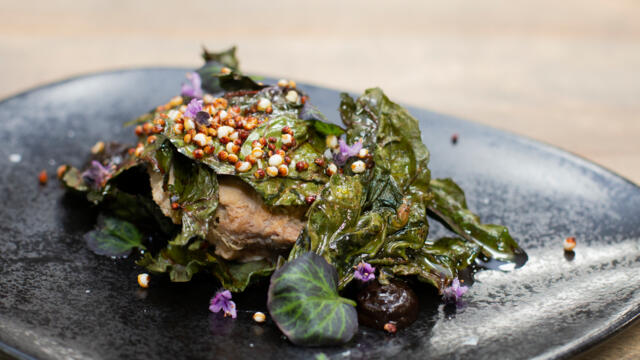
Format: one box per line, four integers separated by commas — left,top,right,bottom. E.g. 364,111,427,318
219,290,232,300
181,72,203,98
210,289,237,319
225,301,237,319
443,277,468,304
185,98,203,118
209,302,223,313
354,262,376,282
334,139,363,166
81,160,112,189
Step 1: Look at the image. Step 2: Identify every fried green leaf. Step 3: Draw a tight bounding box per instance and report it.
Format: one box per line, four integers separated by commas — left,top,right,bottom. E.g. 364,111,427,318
299,103,345,136
428,178,525,262
149,141,219,246
342,88,430,190
137,242,275,291
267,252,357,347
238,115,328,205
197,46,246,94
201,45,240,70
84,216,145,258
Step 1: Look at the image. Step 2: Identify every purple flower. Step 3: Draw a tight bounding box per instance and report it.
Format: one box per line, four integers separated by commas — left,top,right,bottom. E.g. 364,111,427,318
181,72,203,98
334,139,363,166
354,262,376,282
185,98,203,118
81,160,112,189
209,289,237,318
442,277,468,303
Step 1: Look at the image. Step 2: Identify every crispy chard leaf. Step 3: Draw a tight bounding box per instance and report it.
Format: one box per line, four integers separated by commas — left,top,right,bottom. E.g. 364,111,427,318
148,140,219,246
428,178,526,263
137,241,276,291
137,244,207,282
351,88,433,261
84,215,145,258
197,46,246,94
292,88,436,288
102,188,176,235
342,88,431,191
202,45,240,69
217,72,266,92
387,236,481,289
293,88,526,292
238,115,328,205
197,46,266,94
292,167,424,289
299,103,345,136
268,252,357,347
292,172,382,286
161,88,314,176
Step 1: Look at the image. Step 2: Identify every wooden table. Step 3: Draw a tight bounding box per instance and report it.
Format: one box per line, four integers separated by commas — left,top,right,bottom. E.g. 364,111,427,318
1,0,638,358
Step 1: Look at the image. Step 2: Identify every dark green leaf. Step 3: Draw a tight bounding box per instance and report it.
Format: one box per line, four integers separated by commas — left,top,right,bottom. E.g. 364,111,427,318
238,115,328,205
137,243,208,282
428,178,525,262
137,242,275,291
385,236,480,289
268,252,358,346
218,72,266,92
201,46,240,70
299,103,328,122
346,88,431,191
84,216,145,258
241,177,325,206
299,103,345,136
310,120,344,136
102,188,177,235
156,143,219,246
197,46,247,94
211,257,276,292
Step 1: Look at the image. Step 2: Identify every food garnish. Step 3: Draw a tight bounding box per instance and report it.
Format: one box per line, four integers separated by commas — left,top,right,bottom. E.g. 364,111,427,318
59,46,527,347
210,289,237,318
38,170,48,185
564,236,577,251
252,312,266,323
84,216,145,258
137,273,150,288
267,253,358,346
442,277,469,304
353,262,376,283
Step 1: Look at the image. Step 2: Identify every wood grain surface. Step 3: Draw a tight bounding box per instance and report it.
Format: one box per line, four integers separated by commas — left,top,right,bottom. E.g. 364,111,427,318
0,1,638,358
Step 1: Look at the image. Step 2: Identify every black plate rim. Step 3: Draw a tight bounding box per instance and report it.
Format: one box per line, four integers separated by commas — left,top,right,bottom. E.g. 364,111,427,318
0,67,638,360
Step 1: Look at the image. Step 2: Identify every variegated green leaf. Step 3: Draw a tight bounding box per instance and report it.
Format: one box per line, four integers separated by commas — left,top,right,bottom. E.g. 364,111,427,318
267,252,357,347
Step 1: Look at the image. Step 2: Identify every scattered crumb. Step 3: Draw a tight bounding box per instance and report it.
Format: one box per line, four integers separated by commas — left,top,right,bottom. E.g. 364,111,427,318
137,273,150,288
252,312,266,323
564,236,576,251
38,170,48,185
383,322,397,334
9,154,21,163
56,165,68,179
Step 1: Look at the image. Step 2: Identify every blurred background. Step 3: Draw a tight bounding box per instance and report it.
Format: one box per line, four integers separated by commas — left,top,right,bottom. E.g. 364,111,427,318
0,0,638,358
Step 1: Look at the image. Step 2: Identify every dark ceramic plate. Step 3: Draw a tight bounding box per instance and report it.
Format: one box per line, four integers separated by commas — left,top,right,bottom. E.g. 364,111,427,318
0,69,639,360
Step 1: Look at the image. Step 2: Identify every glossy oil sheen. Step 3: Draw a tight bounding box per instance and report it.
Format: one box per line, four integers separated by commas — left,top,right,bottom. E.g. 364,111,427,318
0,69,638,360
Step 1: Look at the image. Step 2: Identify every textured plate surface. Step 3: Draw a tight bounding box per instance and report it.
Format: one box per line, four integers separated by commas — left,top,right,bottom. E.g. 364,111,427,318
0,69,638,360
